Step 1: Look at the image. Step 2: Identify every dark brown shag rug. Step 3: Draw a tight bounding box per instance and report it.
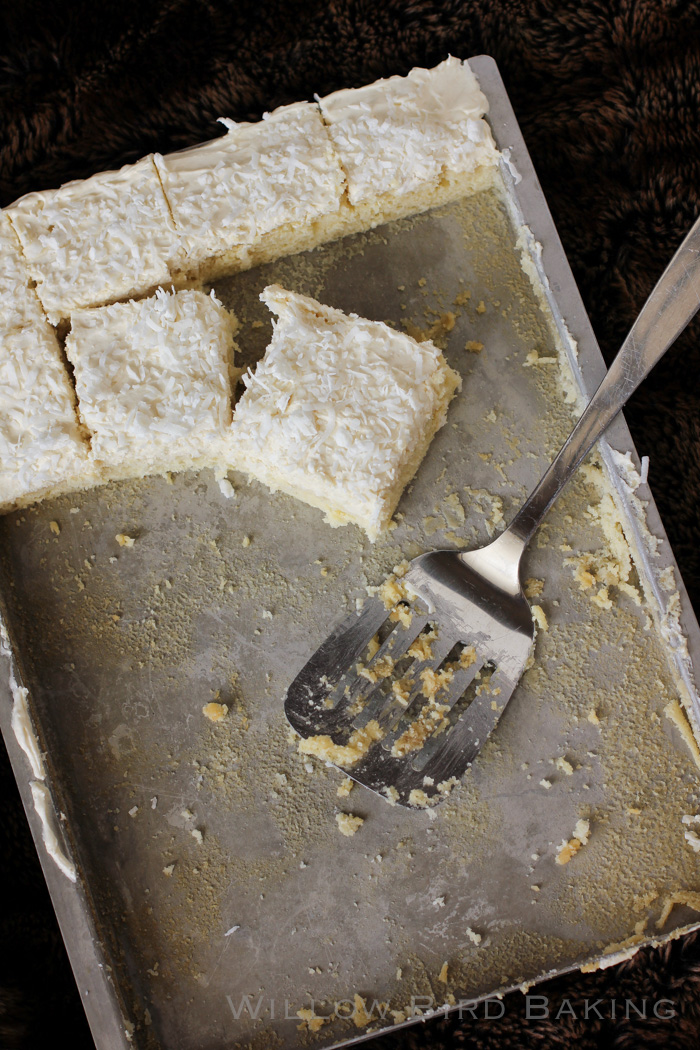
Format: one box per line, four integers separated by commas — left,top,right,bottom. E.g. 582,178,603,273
1,1,700,1047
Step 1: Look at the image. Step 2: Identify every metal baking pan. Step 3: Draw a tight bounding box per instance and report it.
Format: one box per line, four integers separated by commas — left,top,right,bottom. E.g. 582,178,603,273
2,55,700,1049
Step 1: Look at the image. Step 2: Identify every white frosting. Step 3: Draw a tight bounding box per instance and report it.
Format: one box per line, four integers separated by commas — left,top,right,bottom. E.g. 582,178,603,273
66,288,235,469
155,103,344,259
319,57,497,205
0,60,494,515
6,157,179,323
0,626,73,881
30,781,77,882
1,621,46,780
0,322,90,506
11,684,46,781
0,213,47,330
232,285,458,534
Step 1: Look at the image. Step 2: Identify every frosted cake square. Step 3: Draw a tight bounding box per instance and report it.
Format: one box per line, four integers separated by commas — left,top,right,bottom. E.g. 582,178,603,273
0,321,92,511
155,103,345,281
318,56,499,225
0,213,47,331
65,289,236,480
6,158,180,324
231,285,461,540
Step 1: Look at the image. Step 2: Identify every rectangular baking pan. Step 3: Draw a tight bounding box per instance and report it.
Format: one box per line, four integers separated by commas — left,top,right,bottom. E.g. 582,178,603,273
1,55,700,1050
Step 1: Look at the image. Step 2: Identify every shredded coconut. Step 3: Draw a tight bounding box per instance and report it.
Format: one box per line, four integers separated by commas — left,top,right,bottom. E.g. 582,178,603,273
7,157,179,323
231,285,460,539
156,103,344,264
319,57,498,206
66,289,235,474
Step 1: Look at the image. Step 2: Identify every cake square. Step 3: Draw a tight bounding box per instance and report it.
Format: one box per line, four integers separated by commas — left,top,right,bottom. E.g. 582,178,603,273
65,289,237,479
318,57,499,215
230,285,461,540
155,102,345,280
6,157,180,324
0,212,48,331
0,321,92,511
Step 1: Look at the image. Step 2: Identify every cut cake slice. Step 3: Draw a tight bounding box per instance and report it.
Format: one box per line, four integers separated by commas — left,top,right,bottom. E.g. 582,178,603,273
318,56,499,228
155,102,345,282
0,321,93,512
230,285,461,540
65,289,237,481
6,157,180,324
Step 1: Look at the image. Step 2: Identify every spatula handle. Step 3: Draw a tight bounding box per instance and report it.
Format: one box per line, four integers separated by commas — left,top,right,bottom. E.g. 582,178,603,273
502,212,700,550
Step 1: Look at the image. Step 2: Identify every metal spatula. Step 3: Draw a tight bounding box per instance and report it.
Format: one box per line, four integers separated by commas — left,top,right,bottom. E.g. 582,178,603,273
285,214,700,808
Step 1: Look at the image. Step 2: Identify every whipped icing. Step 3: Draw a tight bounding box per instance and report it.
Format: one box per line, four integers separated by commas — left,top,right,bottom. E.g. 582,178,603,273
1,625,74,881
0,322,90,507
66,288,235,469
0,213,47,330
1,622,46,781
11,683,45,781
155,102,344,260
319,56,497,205
232,285,459,535
6,157,179,323
30,781,77,882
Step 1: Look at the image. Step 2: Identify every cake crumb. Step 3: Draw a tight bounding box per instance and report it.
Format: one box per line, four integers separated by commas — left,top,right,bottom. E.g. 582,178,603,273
685,829,700,853
375,560,411,609
299,720,383,767
337,777,354,798
162,864,175,877
465,340,484,353
409,788,433,809
202,702,229,722
352,995,370,1028
336,812,363,837
466,927,482,946
438,962,449,983
49,520,60,536
539,778,552,790
476,300,486,313
297,1009,325,1033
524,577,544,598
554,757,574,776
683,816,700,852
532,604,548,631
556,818,591,865
588,708,600,724
242,535,251,547
115,533,135,548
